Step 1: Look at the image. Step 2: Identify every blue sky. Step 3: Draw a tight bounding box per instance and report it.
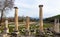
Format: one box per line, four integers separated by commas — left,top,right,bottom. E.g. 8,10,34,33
8,0,60,18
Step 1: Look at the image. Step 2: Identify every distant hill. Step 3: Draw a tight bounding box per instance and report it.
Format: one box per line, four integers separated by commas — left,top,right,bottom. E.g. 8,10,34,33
44,15,60,23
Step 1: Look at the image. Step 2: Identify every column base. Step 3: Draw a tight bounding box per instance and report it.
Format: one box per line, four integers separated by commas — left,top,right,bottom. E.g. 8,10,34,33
11,30,19,37
25,30,30,36
3,28,9,34
36,30,45,37
53,32,60,37
13,30,19,34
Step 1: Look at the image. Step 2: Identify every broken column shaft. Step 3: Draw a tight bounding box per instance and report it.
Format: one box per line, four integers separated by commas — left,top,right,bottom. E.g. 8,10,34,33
39,5,44,32
5,19,9,33
26,16,30,30
26,16,30,35
54,19,57,32
54,19,59,32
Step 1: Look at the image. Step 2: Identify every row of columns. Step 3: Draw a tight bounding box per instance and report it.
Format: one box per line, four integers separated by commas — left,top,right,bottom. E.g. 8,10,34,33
4,5,44,35
14,5,60,33
4,5,60,36
13,5,44,34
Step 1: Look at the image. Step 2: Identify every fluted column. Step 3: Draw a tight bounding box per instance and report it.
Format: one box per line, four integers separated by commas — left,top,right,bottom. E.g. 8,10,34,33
14,7,18,31
39,5,43,32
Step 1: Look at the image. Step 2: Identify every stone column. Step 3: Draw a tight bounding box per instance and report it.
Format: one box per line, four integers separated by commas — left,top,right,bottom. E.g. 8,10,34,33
26,16,29,30
56,19,59,32
14,7,18,31
54,19,60,37
2,19,9,37
39,5,43,32
26,16,30,35
54,19,59,32
4,19,9,33
12,7,19,37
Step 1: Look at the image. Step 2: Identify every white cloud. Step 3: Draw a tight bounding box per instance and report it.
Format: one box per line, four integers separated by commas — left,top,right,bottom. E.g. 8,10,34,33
35,0,60,18
8,0,60,18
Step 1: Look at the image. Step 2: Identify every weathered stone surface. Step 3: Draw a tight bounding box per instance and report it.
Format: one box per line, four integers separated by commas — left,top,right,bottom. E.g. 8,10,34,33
54,19,59,32
26,16,30,35
4,19,9,34
14,7,18,31
39,5,44,32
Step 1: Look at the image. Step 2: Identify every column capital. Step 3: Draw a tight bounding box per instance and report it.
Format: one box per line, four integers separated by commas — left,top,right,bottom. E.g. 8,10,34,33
14,7,18,9
39,5,43,7
26,16,29,18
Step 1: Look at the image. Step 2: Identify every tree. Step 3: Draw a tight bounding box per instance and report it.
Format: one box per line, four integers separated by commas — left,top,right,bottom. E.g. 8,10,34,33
0,0,14,25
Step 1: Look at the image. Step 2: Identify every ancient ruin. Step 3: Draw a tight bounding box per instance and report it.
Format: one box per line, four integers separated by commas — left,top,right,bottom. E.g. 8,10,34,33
0,5,60,37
